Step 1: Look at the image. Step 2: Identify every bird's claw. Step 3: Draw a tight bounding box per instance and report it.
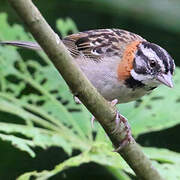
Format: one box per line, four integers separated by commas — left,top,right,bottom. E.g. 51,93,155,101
113,111,133,151
83,97,133,150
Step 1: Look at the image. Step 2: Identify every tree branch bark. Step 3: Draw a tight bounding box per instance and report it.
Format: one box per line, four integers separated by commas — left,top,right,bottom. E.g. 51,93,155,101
7,0,164,179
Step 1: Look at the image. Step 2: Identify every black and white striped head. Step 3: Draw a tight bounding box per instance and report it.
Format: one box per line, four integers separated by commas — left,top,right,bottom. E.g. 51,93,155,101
131,41,175,88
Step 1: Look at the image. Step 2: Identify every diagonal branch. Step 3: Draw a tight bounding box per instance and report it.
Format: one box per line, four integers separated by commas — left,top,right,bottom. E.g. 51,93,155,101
7,0,164,179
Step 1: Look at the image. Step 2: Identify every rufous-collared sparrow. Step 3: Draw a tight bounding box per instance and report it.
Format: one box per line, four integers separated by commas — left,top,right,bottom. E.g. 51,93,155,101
0,29,175,101
0,29,175,148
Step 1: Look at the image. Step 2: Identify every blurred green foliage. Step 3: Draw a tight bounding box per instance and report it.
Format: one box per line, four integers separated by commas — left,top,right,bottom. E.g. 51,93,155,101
0,0,180,180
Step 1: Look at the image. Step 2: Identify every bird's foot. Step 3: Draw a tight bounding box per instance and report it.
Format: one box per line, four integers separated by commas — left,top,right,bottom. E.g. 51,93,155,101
110,99,133,151
78,97,133,150
113,112,133,151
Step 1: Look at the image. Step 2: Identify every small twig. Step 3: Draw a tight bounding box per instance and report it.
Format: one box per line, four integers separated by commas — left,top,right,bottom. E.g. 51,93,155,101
7,0,164,179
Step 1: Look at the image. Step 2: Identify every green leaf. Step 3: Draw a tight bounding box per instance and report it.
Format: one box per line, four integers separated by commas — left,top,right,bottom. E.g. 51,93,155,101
56,17,78,37
17,145,129,180
0,133,36,157
144,147,180,180
0,13,33,41
106,167,131,180
17,145,180,180
0,13,92,157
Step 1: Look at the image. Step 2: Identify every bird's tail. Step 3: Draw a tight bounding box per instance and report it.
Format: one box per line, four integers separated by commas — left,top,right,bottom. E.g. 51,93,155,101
0,41,41,50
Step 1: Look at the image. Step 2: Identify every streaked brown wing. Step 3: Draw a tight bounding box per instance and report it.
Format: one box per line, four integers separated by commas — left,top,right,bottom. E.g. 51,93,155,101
63,29,144,61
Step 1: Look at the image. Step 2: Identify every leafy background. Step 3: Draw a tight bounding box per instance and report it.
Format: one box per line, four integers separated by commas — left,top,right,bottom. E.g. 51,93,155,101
0,0,180,180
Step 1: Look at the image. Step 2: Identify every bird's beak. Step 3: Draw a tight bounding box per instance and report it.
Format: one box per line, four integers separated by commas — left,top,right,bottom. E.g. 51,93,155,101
156,72,174,88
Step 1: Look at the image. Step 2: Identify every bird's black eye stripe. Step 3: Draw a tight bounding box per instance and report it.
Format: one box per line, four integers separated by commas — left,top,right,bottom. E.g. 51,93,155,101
141,42,169,73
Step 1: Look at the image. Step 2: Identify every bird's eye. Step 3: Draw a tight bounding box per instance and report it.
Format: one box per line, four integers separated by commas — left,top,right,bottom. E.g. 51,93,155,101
149,59,156,68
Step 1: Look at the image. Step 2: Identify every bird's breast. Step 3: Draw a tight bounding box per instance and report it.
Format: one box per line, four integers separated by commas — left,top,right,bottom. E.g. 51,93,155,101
75,56,150,103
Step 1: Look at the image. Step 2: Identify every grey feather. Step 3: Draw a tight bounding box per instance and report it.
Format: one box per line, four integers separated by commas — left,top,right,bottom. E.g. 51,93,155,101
0,41,41,50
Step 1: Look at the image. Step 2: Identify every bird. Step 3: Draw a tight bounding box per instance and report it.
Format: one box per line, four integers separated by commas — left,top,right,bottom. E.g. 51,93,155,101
0,29,175,149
